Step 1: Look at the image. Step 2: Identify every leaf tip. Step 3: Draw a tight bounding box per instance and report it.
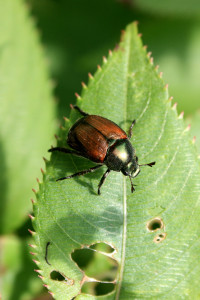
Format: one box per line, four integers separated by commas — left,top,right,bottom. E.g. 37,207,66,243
29,243,37,249
63,116,69,122
32,259,40,266
75,92,81,100
164,83,169,89
48,290,55,297
120,29,125,41
34,269,42,274
28,229,36,236
28,214,34,220
172,102,177,110
147,51,152,58
102,56,107,63
192,136,196,144
88,72,94,80
178,111,184,119
54,134,59,140
185,124,191,132
81,81,87,89
150,57,154,64
32,188,37,195
43,157,49,163
31,198,35,205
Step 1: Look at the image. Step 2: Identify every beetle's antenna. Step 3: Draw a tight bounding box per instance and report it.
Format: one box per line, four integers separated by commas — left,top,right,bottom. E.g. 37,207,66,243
129,176,135,193
139,161,156,167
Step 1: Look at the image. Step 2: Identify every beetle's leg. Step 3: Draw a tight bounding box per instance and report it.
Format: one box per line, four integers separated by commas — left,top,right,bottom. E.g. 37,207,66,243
70,104,89,116
98,169,111,195
48,147,81,156
57,164,103,181
128,119,136,138
129,176,135,193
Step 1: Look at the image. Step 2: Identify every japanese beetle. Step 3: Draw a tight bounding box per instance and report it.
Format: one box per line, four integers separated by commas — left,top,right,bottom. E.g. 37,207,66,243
49,105,155,194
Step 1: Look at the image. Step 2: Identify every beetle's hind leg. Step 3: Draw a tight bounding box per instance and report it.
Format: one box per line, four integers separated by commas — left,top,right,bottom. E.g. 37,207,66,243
98,169,111,195
57,164,103,182
128,119,136,139
48,147,81,156
70,104,89,116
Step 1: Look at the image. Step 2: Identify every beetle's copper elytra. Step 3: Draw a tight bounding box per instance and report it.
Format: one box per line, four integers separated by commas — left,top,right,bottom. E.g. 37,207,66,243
48,105,155,194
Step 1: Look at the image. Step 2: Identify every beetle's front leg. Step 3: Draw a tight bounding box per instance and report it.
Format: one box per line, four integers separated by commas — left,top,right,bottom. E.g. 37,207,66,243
128,119,136,139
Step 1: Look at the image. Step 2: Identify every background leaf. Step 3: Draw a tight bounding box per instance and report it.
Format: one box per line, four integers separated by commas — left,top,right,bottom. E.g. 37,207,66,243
133,0,200,18
32,23,200,299
0,236,42,300
29,0,200,118
0,0,55,234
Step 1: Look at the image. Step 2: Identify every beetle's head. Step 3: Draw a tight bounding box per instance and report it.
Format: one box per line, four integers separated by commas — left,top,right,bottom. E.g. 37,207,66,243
122,156,156,193
121,155,140,178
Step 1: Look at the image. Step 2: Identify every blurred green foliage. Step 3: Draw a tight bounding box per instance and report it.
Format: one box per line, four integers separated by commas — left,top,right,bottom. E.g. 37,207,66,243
29,0,200,118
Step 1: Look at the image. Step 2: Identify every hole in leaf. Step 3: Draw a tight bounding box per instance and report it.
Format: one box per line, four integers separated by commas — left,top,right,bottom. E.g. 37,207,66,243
71,246,118,282
147,217,163,231
90,242,114,253
82,282,115,296
50,270,67,282
154,233,167,243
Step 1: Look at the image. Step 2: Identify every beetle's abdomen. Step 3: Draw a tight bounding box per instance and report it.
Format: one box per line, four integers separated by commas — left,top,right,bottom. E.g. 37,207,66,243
67,115,127,163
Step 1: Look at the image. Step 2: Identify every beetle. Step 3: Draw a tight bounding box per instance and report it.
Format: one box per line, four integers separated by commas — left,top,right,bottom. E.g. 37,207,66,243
48,104,155,195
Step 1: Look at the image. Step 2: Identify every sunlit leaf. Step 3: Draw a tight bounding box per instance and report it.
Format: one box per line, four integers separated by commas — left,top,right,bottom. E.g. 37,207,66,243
32,23,200,299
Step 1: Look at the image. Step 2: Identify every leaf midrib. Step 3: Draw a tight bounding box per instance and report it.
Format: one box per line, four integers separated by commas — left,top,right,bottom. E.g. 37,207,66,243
115,26,132,300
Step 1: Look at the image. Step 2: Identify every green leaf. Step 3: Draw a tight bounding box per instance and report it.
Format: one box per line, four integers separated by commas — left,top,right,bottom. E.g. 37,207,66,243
186,111,200,153
138,18,200,117
0,0,55,233
133,0,200,18
28,0,134,118
32,23,200,299
0,236,42,300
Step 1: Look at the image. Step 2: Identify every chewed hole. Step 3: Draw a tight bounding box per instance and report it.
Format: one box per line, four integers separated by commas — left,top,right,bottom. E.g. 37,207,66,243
82,282,115,296
154,233,167,243
50,270,66,281
90,242,114,253
147,217,163,231
71,248,118,282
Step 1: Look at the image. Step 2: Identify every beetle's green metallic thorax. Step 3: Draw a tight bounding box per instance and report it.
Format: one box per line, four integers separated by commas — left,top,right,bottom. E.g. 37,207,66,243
104,139,135,172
